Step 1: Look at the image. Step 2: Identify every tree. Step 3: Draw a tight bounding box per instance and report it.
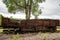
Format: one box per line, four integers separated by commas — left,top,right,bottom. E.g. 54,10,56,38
32,9,42,19
3,0,45,20
10,16,13,19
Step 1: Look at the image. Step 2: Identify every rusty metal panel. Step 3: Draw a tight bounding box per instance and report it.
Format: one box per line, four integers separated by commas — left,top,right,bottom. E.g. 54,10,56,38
59,20,60,26
43,20,50,26
2,18,9,26
49,20,58,26
55,20,59,26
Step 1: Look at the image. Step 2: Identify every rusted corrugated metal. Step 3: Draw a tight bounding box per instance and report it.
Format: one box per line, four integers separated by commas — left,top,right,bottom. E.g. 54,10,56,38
1,17,60,31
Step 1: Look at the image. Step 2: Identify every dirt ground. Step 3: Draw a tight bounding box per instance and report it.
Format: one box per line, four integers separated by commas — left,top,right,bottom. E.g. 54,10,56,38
0,32,60,40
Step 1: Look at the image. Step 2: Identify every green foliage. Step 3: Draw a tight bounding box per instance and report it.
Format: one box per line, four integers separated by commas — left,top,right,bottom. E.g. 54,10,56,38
0,14,2,25
3,0,25,13
8,5,16,13
43,33,46,40
3,0,45,20
0,28,3,32
32,9,42,19
36,0,45,3
13,33,19,40
10,16,13,19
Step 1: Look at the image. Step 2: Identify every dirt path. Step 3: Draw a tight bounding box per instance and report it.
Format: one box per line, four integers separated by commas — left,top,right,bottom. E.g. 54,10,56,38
0,32,60,40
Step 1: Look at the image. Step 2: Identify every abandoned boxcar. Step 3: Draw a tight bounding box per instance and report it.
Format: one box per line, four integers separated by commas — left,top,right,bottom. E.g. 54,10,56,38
18,19,59,32
0,15,60,33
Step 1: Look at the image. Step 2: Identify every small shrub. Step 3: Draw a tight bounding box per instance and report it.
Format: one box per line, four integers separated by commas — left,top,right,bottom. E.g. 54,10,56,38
43,33,46,40
13,33,19,40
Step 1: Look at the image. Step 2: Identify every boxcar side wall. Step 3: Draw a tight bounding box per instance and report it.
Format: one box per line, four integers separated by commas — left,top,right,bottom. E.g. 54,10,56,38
49,20,59,26
59,20,60,26
1,16,60,32
2,17,19,28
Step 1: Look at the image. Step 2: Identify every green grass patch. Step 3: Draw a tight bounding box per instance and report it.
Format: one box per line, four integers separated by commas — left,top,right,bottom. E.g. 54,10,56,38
0,29,3,32
13,33,19,40
43,33,46,40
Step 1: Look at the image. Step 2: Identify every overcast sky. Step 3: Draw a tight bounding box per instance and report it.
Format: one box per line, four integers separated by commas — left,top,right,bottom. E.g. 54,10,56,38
0,0,60,19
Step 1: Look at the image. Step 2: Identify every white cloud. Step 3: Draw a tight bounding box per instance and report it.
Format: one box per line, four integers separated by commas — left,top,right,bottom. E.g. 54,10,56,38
39,0,60,19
